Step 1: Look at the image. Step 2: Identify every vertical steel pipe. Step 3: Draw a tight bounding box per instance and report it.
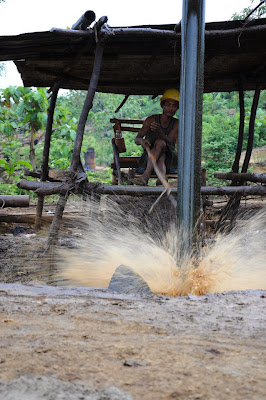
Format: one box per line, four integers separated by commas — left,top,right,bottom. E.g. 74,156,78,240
177,0,205,251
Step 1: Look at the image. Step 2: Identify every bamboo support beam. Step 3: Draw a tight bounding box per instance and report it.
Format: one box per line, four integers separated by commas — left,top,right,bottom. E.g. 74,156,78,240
214,172,266,183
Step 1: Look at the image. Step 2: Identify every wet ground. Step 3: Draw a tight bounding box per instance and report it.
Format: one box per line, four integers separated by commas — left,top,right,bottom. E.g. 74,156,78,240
0,195,265,399
0,283,265,400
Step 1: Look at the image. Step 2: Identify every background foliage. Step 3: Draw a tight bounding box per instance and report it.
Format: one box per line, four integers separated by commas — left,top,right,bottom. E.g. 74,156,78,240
0,87,266,193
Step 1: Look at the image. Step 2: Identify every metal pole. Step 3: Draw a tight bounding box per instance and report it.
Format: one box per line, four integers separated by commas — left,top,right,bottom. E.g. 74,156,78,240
177,0,205,251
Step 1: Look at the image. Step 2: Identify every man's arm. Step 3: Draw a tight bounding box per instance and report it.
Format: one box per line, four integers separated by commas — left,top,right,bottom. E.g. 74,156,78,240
135,115,155,149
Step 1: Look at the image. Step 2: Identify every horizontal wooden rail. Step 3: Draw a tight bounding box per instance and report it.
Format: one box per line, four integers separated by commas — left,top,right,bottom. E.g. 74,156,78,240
0,195,30,208
214,171,266,183
110,118,144,125
17,179,266,197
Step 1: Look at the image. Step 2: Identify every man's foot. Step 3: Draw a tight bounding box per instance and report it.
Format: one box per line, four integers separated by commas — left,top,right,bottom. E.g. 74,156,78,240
130,177,148,186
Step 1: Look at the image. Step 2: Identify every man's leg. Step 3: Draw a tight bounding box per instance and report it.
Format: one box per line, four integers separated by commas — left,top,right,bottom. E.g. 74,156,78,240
140,139,166,183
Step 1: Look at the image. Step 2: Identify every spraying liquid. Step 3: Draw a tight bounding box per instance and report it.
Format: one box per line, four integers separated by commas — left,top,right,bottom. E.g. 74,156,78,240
58,198,266,296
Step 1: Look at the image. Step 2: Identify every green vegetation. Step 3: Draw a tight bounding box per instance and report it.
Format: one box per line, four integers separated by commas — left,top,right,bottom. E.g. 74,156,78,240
231,0,266,20
0,87,266,195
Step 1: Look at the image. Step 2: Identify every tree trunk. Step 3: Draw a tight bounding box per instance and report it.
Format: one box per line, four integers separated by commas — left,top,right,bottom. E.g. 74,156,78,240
29,127,37,172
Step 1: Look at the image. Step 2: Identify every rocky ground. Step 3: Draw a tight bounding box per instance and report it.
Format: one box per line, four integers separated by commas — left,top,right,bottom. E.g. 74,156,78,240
0,195,265,399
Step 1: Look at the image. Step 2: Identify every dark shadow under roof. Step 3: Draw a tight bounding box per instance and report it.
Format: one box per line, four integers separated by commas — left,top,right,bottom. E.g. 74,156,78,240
0,18,266,94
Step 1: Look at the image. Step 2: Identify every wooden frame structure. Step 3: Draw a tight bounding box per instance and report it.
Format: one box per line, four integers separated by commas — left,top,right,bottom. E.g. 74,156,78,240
0,12,266,246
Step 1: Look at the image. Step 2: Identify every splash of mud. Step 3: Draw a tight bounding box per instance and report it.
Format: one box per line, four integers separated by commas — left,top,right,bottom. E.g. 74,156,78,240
57,199,266,296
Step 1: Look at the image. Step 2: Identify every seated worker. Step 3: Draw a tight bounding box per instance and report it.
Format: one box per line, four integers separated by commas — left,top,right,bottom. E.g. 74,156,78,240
131,88,179,186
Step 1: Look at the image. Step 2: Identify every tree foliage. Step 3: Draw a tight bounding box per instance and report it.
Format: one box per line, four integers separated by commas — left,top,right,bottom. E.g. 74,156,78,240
0,87,265,191
231,0,266,20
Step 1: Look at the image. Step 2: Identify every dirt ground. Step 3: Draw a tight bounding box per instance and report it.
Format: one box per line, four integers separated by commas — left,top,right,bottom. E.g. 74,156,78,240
0,195,265,399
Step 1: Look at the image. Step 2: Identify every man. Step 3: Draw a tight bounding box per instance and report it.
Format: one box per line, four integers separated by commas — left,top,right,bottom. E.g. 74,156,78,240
131,88,179,186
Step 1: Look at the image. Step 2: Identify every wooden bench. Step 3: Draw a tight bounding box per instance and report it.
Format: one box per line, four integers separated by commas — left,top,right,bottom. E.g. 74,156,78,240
110,118,178,185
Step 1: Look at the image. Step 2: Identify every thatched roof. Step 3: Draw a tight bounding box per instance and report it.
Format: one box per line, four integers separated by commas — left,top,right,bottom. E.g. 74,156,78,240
0,18,266,94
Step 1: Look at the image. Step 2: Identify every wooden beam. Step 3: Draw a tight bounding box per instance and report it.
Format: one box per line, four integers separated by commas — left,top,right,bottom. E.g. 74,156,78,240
214,171,266,183
0,214,52,224
35,83,60,229
96,184,266,196
0,195,30,208
17,179,266,197
18,180,72,196
232,81,245,173
70,39,105,171
242,86,261,173
71,10,96,30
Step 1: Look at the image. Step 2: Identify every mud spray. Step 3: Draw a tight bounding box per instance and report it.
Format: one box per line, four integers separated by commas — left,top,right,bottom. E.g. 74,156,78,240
57,199,266,296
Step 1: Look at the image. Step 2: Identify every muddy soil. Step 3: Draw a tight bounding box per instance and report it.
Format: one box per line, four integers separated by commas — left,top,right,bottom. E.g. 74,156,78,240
0,284,265,400
0,195,265,399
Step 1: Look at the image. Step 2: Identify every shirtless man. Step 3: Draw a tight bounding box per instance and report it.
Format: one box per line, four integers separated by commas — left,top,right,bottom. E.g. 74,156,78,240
133,88,179,185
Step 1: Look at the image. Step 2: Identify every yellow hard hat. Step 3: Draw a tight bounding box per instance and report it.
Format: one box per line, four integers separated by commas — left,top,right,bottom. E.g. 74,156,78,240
160,88,180,103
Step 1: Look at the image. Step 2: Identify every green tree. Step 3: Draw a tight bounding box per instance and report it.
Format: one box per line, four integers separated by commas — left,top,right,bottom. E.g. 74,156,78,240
232,0,266,19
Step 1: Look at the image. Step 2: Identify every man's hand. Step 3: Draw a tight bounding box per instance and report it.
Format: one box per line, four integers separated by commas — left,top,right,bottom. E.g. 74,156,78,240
141,138,151,149
150,121,160,132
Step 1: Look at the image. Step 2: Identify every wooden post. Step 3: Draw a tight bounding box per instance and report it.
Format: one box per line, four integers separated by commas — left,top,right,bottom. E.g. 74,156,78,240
215,86,262,232
242,86,261,173
45,193,69,250
232,82,245,173
35,83,60,230
70,40,105,172
45,38,106,250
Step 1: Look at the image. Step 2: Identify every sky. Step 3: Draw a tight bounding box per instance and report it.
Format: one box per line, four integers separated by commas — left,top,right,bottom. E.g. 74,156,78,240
0,0,253,88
